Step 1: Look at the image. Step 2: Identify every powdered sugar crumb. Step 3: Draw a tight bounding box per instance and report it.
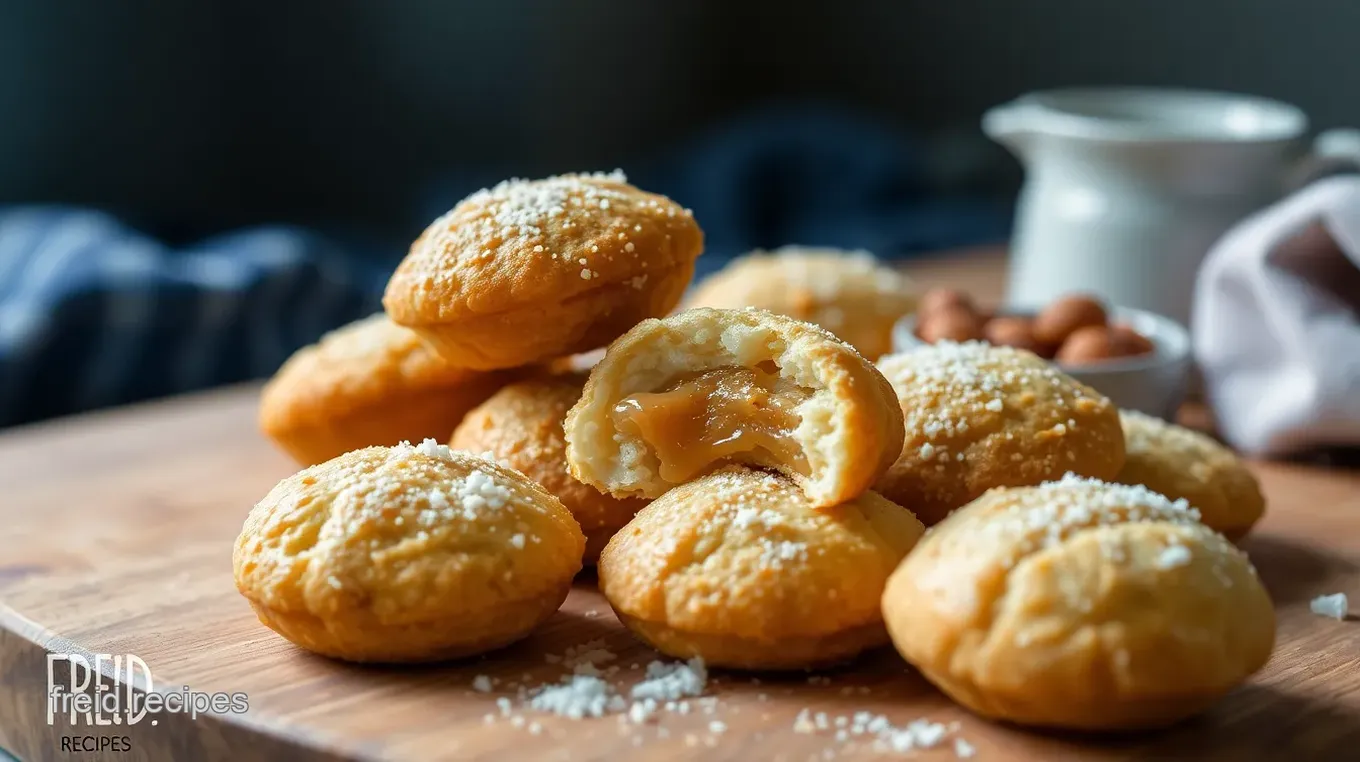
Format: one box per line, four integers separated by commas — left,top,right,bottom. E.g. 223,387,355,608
408,437,456,462
1311,593,1349,620
529,675,625,719
631,658,708,701
475,643,978,753
1156,544,1192,569
793,709,966,755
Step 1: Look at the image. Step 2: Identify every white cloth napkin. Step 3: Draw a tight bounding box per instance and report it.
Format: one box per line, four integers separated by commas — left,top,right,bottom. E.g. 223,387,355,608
1194,176,1360,456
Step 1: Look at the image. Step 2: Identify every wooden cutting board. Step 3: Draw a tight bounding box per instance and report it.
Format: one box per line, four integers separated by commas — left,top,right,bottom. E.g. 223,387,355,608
1,252,1358,762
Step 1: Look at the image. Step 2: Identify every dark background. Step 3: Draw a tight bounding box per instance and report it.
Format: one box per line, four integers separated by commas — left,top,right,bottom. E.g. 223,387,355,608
3,0,1356,243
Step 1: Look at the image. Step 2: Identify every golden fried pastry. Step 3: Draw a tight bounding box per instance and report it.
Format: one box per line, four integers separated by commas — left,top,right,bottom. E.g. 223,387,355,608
233,440,585,662
383,171,704,370
881,475,1275,730
600,467,925,669
684,246,917,359
564,307,904,508
873,340,1125,525
1116,410,1265,540
451,372,646,564
258,314,509,467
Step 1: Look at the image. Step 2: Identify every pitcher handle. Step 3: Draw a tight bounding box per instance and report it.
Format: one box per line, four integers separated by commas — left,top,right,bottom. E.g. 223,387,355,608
1287,128,1360,189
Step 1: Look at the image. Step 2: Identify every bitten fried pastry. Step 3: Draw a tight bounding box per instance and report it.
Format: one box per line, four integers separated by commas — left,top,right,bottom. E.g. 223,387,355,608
259,314,509,466
564,307,905,509
383,171,704,370
1116,409,1265,540
233,440,585,663
599,467,925,670
873,340,1125,525
451,372,647,564
881,475,1275,730
683,247,917,359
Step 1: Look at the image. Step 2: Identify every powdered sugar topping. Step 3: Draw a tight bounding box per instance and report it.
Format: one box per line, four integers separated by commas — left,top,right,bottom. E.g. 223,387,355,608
879,341,1103,461
467,171,627,239
981,473,1202,559
1156,543,1193,569
399,437,457,463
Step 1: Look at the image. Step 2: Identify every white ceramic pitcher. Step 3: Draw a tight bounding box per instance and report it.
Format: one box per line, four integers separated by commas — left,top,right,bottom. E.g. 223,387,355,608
985,88,1360,324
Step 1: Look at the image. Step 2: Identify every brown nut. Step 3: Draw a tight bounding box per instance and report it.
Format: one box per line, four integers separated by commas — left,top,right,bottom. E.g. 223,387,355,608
917,307,983,343
1055,325,1121,365
982,315,1043,354
917,288,976,318
1033,294,1109,345
1110,323,1155,357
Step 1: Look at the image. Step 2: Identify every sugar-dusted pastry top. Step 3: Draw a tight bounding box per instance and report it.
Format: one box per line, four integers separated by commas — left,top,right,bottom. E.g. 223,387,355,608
384,171,703,324
234,440,585,625
873,340,1125,524
881,474,1275,730
600,467,924,640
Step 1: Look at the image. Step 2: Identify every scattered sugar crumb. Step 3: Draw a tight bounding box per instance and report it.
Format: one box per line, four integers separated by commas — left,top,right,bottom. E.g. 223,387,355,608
471,675,493,693
627,699,657,724
1156,544,1192,569
509,533,526,549
1311,593,1349,620
529,675,624,719
708,720,726,734
411,437,456,462
793,709,965,756
631,658,707,700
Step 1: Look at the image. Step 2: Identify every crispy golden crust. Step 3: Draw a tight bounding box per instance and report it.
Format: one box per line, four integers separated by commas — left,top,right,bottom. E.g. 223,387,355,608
383,172,703,369
564,307,905,508
881,476,1275,730
599,468,925,670
451,372,647,564
258,314,509,466
233,442,585,662
873,341,1125,525
683,247,917,359
1116,410,1265,540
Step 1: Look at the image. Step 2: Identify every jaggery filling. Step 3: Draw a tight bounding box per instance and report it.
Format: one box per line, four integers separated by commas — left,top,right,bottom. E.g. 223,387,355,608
612,364,810,483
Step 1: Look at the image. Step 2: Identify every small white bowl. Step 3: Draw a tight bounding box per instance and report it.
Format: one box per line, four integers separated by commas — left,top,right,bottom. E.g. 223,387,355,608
890,307,1191,419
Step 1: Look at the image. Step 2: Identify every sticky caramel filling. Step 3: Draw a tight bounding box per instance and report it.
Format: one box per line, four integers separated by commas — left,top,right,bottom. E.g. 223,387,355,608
612,364,810,483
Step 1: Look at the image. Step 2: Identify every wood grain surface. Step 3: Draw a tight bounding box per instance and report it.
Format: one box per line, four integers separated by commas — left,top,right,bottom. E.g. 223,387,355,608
1,252,1357,762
